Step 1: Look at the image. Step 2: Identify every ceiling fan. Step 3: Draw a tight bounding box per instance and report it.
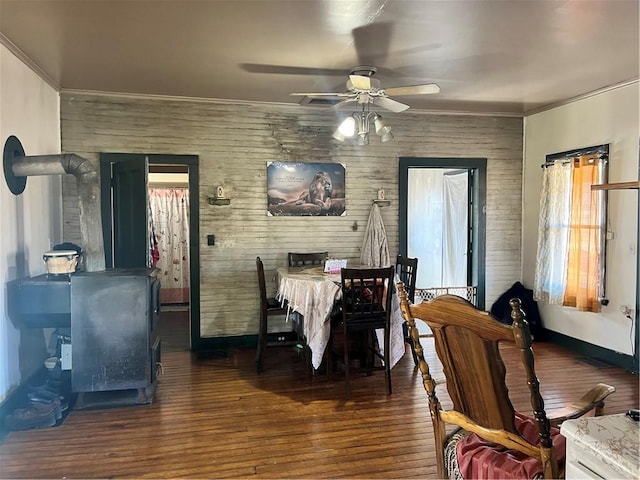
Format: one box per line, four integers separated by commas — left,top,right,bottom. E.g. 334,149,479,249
289,65,440,113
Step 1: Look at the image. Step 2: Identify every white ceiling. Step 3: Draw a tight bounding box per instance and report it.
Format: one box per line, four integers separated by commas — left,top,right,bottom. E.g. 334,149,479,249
1,0,638,116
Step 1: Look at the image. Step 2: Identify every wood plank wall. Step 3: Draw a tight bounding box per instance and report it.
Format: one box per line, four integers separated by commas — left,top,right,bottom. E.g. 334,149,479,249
59,93,523,338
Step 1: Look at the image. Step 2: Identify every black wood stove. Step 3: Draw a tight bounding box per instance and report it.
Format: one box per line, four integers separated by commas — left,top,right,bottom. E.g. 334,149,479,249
11,268,161,405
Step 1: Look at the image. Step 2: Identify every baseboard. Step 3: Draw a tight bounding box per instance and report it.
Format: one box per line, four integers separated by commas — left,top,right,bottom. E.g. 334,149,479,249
543,329,638,374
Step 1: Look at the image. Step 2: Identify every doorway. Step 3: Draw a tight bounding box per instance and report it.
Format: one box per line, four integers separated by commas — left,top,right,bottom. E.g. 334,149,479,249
148,167,190,307
99,153,201,351
399,157,486,309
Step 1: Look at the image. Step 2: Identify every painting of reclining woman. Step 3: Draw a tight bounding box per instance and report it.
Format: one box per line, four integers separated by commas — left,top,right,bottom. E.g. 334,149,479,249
267,162,346,216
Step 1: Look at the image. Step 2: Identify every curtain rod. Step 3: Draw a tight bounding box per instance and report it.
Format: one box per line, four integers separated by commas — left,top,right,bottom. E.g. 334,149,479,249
541,159,575,168
543,143,609,166
540,155,609,169
541,143,609,168
148,183,189,189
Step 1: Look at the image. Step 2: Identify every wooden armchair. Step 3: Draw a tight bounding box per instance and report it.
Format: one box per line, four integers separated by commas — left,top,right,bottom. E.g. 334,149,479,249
397,285,615,479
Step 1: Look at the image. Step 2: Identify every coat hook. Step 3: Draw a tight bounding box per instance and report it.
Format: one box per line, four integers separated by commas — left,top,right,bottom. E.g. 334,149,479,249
352,221,358,231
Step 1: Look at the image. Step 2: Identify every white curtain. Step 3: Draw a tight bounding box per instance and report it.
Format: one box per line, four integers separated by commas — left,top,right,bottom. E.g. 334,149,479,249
407,168,468,288
534,161,573,304
149,188,190,304
407,169,443,287
442,172,468,286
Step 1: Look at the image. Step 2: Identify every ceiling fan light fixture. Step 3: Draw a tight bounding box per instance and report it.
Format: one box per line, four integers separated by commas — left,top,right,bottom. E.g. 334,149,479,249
332,129,347,142
374,115,392,135
380,130,394,143
337,116,356,137
373,116,384,132
333,106,395,145
378,125,392,136
356,114,370,137
294,65,438,145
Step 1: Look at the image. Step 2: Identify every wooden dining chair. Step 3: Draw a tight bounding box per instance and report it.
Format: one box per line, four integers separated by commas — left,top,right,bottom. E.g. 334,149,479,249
395,254,419,365
330,266,395,398
255,256,297,373
287,252,327,267
397,284,616,479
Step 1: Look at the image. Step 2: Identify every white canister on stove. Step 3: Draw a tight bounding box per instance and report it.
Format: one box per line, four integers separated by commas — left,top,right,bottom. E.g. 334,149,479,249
43,250,79,275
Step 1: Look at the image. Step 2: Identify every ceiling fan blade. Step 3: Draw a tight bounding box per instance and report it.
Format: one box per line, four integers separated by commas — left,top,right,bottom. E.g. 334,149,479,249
349,75,371,90
375,96,411,113
331,98,357,111
352,23,393,67
240,64,346,76
290,92,351,97
383,83,440,96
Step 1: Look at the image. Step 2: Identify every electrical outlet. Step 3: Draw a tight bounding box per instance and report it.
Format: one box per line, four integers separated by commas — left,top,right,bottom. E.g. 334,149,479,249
620,305,633,317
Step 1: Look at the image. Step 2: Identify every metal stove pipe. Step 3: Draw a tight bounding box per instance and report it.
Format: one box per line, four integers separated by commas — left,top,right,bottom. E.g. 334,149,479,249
12,154,105,272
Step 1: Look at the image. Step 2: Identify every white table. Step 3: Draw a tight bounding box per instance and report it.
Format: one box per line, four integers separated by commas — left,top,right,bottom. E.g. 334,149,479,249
276,266,405,370
561,413,640,479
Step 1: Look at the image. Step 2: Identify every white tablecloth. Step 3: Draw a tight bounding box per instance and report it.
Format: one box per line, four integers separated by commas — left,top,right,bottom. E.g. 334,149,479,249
276,267,405,369
377,280,406,369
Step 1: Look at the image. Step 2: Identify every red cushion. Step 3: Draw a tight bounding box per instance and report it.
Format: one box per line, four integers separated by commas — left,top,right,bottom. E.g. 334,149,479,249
456,412,565,479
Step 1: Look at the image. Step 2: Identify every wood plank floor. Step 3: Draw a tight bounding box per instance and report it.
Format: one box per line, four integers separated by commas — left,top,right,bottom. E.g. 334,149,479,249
0,337,637,479
157,309,191,353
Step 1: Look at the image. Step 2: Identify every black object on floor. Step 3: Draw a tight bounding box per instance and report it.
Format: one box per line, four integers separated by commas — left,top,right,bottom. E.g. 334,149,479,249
490,281,543,339
4,376,75,431
4,404,57,431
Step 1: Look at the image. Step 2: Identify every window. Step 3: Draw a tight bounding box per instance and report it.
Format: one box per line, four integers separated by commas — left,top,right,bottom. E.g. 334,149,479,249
534,145,608,313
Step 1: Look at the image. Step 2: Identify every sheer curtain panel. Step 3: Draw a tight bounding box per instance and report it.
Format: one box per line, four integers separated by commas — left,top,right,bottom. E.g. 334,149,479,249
534,161,573,304
534,146,607,313
149,187,190,304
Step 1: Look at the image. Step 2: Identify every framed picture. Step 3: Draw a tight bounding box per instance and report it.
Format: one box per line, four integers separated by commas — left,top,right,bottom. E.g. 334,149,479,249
267,162,346,216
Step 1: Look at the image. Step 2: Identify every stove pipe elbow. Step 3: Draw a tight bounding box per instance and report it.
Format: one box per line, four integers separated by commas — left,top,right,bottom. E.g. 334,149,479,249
11,153,106,272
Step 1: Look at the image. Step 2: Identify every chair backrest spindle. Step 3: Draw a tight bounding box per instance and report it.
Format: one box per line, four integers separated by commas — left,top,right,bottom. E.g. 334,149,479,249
288,252,328,267
395,254,418,302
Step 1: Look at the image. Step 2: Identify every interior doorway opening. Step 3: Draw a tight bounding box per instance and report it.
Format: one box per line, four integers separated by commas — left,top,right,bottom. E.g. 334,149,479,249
100,153,200,351
399,157,486,309
148,167,190,309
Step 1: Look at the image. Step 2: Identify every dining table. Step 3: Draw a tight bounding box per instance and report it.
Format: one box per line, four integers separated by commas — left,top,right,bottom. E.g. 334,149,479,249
275,265,406,370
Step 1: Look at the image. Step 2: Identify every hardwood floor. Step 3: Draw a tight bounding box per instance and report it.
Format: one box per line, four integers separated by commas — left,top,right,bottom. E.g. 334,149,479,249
158,309,191,352
0,338,637,479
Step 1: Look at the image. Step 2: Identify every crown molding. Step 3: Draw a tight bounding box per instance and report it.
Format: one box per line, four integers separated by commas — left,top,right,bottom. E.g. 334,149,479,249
0,33,60,91
524,78,639,116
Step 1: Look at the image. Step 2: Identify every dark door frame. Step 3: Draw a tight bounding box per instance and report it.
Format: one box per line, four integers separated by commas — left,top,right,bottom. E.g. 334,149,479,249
100,153,201,350
399,157,487,309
